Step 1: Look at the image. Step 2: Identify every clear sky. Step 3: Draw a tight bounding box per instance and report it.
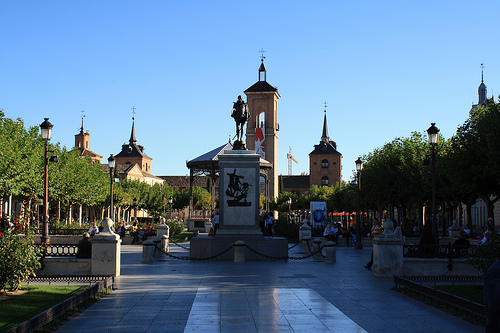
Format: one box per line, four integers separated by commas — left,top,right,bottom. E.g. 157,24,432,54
2,1,499,182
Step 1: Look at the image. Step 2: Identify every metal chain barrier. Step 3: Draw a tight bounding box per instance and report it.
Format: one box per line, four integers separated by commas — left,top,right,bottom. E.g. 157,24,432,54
245,243,326,261
287,242,300,250
168,239,191,250
153,241,325,261
154,243,233,261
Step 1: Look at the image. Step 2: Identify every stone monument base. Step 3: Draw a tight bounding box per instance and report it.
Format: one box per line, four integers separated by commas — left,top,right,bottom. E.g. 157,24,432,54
190,234,288,261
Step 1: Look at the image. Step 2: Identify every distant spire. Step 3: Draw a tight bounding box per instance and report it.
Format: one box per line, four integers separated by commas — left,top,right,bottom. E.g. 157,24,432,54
130,107,137,143
321,108,330,142
259,48,267,82
479,64,487,105
80,110,85,134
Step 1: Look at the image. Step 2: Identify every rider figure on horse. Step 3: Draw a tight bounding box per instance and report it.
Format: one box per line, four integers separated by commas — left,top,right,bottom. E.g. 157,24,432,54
231,95,250,144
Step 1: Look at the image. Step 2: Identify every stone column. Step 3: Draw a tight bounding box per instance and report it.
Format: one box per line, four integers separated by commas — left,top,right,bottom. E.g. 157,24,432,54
91,217,121,276
372,219,403,277
157,222,169,239
234,240,246,263
324,241,336,263
299,218,311,241
312,238,323,262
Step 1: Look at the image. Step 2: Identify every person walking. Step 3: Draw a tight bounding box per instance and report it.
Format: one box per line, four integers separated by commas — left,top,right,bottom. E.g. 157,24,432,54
364,219,382,270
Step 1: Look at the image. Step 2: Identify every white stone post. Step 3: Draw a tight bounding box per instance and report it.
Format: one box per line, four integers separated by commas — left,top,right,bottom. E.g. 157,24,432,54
301,236,311,254
157,222,169,239
373,219,403,277
299,218,311,241
142,240,154,263
161,234,169,259
324,241,336,263
234,240,246,263
91,217,121,277
313,238,323,262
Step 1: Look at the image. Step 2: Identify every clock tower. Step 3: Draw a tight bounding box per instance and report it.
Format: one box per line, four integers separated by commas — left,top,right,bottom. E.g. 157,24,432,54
244,59,281,201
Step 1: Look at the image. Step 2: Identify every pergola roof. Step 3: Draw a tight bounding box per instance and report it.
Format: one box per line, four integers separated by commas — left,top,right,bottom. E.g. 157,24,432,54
186,142,272,176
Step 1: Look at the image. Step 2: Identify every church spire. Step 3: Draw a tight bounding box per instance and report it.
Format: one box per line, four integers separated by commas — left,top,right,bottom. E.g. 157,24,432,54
321,108,330,142
259,48,267,82
129,106,137,144
478,64,487,105
130,117,137,144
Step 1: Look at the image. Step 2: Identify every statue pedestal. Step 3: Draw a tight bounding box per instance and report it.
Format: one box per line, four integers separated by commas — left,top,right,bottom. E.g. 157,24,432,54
217,150,261,236
373,236,403,277
189,149,288,260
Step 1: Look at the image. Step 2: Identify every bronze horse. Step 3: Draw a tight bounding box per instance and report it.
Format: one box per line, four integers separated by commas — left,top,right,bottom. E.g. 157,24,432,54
231,95,250,142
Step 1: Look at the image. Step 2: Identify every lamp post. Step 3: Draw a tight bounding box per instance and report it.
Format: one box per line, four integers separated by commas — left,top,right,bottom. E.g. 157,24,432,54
287,197,292,223
40,118,53,245
427,122,440,238
168,196,173,220
108,154,116,221
133,197,137,221
354,157,363,249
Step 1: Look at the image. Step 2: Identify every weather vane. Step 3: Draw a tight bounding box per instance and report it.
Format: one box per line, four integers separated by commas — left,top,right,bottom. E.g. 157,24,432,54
259,48,266,61
131,106,136,120
324,101,328,112
81,109,85,119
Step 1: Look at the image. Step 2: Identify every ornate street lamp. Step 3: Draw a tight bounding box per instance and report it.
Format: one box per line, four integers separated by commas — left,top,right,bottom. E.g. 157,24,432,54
169,196,173,220
427,123,440,238
40,118,53,245
108,154,116,221
354,157,363,249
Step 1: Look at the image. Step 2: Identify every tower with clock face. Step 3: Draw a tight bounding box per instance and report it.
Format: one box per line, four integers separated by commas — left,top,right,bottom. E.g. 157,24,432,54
244,59,280,201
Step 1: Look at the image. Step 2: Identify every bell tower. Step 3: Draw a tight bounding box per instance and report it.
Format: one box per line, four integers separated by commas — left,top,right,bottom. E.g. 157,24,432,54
244,58,281,200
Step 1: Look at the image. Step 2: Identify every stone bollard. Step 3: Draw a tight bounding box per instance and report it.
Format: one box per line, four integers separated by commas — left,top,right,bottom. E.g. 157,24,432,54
142,240,154,263
161,234,169,258
152,237,162,259
234,240,246,263
301,236,311,254
312,238,323,262
299,218,312,241
324,241,336,263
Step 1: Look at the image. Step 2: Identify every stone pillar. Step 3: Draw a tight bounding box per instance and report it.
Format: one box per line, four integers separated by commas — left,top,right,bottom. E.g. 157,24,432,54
161,235,169,254
299,218,311,241
234,240,246,263
373,219,403,277
313,238,323,262
157,222,169,239
142,240,154,263
301,236,311,254
91,217,121,276
324,241,336,263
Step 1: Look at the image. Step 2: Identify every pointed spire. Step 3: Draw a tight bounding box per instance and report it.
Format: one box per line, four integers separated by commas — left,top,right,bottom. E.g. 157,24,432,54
80,116,85,134
259,48,267,82
479,64,487,105
321,109,330,142
130,117,137,144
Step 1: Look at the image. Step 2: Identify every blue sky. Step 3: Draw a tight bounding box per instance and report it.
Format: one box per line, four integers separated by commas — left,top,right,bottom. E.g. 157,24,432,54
1,1,499,181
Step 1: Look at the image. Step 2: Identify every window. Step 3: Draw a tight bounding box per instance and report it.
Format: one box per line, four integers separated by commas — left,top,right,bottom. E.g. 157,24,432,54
322,159,329,168
321,176,329,185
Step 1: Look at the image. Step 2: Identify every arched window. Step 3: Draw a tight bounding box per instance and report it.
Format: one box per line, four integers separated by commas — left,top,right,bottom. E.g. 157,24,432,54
321,176,329,186
322,159,329,168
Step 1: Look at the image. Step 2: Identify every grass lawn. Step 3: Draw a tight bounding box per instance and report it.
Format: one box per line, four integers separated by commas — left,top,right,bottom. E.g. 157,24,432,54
170,231,193,243
432,284,484,305
0,285,87,332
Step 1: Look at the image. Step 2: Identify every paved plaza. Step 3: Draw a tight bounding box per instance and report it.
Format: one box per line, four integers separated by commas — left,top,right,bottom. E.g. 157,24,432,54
55,242,484,333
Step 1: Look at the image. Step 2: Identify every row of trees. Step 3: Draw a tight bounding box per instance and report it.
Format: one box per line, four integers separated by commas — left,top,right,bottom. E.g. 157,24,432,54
273,99,500,235
0,110,212,226
3,97,499,231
